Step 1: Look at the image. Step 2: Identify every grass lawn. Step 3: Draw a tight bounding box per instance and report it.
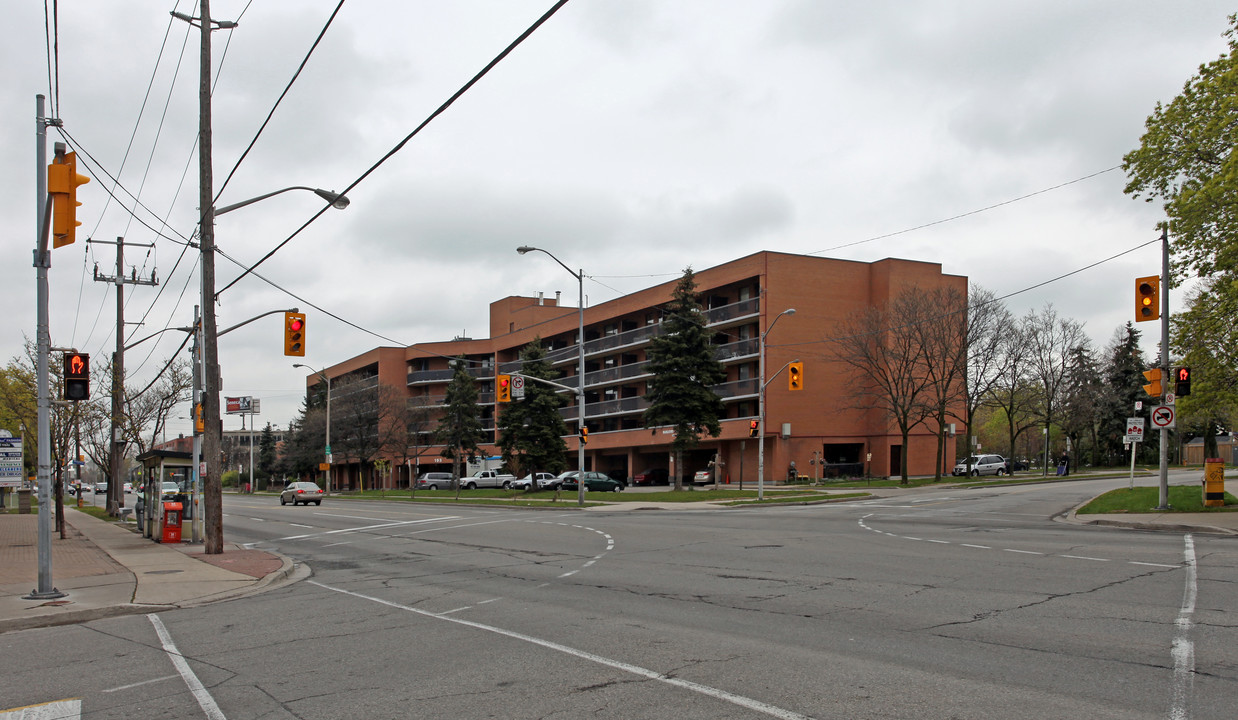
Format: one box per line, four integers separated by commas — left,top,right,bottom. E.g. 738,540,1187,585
1078,485,1238,514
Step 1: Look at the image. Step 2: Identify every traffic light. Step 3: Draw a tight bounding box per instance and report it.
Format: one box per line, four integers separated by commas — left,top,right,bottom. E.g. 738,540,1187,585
284,312,306,356
63,352,89,401
1135,275,1160,322
47,151,90,248
1175,367,1192,397
580,426,589,444
1142,368,1163,397
748,419,759,438
788,361,804,391
496,374,511,402
195,403,204,433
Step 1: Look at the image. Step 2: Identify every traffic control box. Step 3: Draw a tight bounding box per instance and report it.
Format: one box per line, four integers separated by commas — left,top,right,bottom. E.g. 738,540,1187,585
1203,458,1225,508
161,501,183,543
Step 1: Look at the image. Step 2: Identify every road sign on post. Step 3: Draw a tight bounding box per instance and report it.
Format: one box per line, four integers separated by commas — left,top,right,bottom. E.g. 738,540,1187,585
1124,418,1145,444
1151,405,1176,430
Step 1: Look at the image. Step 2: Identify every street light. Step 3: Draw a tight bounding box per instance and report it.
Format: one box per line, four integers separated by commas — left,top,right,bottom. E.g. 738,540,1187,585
215,187,349,216
757,307,796,500
516,245,586,507
294,364,332,495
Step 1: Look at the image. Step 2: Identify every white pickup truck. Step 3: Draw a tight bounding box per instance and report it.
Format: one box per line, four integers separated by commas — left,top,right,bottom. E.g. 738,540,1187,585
462,469,516,489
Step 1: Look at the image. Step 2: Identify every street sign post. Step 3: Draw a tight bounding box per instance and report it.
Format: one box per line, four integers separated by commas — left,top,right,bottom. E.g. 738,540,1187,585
1151,405,1176,430
1125,417,1145,489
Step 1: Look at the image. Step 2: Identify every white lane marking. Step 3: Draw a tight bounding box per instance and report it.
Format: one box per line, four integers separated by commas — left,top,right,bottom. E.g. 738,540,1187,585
400,519,515,536
478,598,501,605
288,523,313,529
249,518,264,522
961,544,991,549
0,699,81,718
1003,549,1043,555
1060,555,1108,562
279,515,461,541
1169,534,1197,720
148,614,226,720
312,581,814,720
1130,561,1179,569
104,674,178,692
924,539,950,544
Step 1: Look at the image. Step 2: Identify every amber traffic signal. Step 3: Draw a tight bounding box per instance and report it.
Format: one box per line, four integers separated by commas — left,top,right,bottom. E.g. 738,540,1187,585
1142,368,1163,397
788,361,804,391
1135,276,1160,322
580,426,589,444
748,419,759,438
63,352,90,401
47,151,90,248
496,374,511,402
284,312,306,356
1175,367,1191,397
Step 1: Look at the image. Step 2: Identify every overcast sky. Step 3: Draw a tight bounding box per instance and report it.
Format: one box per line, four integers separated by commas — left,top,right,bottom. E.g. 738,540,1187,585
2,1,1231,440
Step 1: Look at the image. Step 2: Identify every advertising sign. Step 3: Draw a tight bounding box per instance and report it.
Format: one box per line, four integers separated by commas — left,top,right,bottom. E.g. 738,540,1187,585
0,434,23,487
225,396,253,414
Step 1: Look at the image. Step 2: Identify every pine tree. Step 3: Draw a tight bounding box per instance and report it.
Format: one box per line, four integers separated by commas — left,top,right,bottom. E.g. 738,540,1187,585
435,357,485,497
643,268,726,490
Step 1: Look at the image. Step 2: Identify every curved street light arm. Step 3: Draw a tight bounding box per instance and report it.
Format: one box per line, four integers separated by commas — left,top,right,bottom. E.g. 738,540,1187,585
215,187,348,217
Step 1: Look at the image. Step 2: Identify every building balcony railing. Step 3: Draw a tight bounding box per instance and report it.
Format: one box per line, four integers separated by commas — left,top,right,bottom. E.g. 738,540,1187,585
704,296,759,327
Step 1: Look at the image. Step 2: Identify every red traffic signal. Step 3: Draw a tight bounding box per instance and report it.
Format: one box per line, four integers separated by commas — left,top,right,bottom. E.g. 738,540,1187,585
1175,367,1191,397
496,374,512,402
284,312,306,356
748,419,759,438
63,352,90,401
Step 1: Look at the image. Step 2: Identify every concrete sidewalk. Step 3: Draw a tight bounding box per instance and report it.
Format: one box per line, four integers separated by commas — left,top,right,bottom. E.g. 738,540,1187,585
0,509,301,634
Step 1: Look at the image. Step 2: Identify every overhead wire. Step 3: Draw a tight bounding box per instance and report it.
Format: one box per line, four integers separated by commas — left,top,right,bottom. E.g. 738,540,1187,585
217,0,574,296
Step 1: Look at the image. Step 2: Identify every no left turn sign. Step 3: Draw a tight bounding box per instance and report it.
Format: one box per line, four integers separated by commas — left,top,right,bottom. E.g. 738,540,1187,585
1151,405,1176,429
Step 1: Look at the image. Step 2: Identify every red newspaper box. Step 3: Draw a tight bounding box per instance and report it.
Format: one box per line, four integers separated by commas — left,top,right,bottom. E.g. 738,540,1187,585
161,501,183,543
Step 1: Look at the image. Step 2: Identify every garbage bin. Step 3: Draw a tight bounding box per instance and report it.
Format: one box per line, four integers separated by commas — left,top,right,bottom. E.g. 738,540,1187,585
1204,458,1225,508
161,501,183,544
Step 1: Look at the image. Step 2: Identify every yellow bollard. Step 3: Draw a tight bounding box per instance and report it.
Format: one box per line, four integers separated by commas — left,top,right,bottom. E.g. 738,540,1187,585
1203,458,1225,508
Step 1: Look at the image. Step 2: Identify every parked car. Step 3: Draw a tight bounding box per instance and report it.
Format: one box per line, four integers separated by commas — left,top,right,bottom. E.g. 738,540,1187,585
161,481,180,499
559,471,624,493
692,469,713,485
952,454,1007,477
415,472,455,490
511,472,558,490
123,482,134,494
632,468,669,486
281,481,324,506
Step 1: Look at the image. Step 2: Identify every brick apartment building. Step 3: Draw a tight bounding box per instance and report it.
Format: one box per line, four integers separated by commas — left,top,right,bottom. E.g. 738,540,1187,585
308,251,966,488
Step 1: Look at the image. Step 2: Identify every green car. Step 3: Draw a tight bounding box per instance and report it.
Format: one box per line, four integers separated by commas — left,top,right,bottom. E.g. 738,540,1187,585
557,471,624,492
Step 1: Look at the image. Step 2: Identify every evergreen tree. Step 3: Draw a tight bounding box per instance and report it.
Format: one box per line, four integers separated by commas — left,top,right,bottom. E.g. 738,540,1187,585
435,357,485,497
642,268,726,490
498,339,569,488
257,423,277,489
1099,323,1149,465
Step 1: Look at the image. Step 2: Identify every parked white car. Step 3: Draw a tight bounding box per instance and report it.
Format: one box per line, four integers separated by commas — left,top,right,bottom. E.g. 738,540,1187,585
952,454,1007,477
510,472,559,490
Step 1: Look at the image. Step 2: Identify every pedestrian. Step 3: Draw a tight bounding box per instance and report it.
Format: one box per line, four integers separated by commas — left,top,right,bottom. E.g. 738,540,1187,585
1062,452,1070,477
1056,454,1066,476
788,460,797,482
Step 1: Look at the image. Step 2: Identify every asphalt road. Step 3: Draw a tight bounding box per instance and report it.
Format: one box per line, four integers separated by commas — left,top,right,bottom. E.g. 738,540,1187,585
4,474,1235,719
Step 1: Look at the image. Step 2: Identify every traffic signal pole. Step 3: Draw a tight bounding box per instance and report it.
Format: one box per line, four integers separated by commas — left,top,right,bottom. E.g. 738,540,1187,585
1158,228,1170,509
29,95,64,599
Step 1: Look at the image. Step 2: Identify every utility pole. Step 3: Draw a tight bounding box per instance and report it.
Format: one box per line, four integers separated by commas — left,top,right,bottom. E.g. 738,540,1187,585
91,237,157,516
1157,227,1170,509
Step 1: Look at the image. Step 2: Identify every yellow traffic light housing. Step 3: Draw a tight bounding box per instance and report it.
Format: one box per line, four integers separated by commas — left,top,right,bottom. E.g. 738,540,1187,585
1135,276,1160,322
748,419,759,438
47,151,90,248
788,361,804,391
1142,368,1163,397
284,312,306,356
496,374,511,402
580,426,589,444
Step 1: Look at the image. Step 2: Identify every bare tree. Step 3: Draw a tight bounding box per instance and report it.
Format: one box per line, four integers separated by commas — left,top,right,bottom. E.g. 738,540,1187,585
123,359,193,457
911,285,970,480
384,394,436,489
1022,304,1088,472
829,289,934,483
333,381,403,490
952,286,1013,475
